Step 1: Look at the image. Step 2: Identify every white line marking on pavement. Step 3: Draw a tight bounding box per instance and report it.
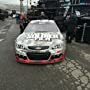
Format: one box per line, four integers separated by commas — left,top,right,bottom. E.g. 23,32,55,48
0,29,7,32
1,23,10,29
0,39,4,42
0,31,6,34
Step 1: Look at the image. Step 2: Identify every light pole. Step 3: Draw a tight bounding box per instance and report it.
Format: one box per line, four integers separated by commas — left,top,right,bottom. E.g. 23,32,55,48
20,0,24,13
27,0,28,11
78,0,80,4
30,0,32,8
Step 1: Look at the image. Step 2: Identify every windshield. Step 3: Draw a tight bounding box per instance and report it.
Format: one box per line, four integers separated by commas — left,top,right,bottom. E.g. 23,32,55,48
25,22,59,32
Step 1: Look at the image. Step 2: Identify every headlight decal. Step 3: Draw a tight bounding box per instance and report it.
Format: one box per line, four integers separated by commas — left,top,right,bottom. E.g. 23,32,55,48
17,44,23,49
16,43,27,50
52,44,62,49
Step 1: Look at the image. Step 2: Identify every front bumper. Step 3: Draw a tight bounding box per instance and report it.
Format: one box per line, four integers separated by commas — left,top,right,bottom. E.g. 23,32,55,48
15,51,66,64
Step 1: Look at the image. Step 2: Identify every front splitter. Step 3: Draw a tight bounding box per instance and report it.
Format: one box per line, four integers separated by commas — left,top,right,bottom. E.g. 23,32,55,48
16,52,66,64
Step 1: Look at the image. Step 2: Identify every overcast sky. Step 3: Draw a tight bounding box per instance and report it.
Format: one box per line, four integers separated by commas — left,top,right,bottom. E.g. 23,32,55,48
0,0,39,5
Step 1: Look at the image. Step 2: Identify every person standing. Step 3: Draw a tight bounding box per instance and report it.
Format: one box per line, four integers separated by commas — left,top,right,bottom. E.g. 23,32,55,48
65,13,77,43
19,13,26,34
39,12,48,19
16,14,20,24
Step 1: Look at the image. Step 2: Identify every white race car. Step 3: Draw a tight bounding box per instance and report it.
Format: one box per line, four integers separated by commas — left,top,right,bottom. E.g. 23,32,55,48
15,20,66,64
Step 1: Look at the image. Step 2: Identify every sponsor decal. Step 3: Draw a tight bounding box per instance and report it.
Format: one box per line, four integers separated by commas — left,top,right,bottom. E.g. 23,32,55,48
26,33,59,41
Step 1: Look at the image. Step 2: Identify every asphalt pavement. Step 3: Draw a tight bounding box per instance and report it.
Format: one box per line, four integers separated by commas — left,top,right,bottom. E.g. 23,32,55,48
0,19,90,90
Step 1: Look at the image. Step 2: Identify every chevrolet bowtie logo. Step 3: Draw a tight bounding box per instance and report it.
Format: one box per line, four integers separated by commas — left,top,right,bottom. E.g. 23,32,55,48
35,47,41,50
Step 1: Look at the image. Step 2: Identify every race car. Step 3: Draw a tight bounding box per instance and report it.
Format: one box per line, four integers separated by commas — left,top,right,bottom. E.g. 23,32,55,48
15,20,66,64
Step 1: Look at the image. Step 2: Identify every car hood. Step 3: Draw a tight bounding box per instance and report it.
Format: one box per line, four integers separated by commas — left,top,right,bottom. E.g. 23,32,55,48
16,32,63,46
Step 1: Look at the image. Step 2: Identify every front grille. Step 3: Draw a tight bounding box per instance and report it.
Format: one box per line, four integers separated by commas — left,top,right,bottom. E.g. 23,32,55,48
27,52,51,60
28,46,49,50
